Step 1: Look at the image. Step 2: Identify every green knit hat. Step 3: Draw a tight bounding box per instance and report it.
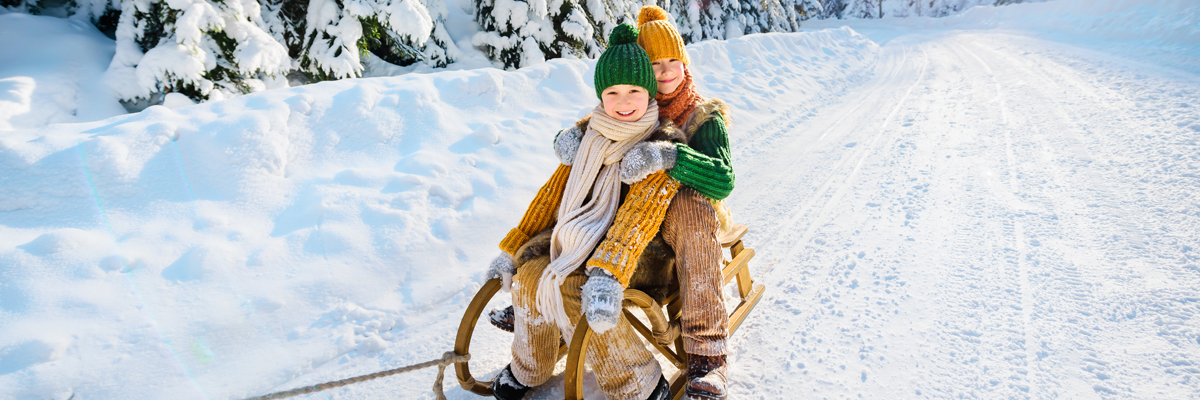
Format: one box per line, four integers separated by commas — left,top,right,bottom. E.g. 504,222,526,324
594,23,658,99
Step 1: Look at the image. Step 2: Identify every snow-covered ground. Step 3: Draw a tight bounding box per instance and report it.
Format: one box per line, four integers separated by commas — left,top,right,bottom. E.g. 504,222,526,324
2,0,1198,399
727,30,1200,400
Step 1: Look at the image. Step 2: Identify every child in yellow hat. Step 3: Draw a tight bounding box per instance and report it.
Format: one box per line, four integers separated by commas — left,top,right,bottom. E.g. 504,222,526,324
623,6,738,400
548,8,738,398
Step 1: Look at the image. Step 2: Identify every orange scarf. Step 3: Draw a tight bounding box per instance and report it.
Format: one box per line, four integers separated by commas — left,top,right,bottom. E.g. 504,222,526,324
656,68,702,128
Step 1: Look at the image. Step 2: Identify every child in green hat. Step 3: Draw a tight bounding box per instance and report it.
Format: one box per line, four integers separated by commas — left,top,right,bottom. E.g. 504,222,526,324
485,23,677,400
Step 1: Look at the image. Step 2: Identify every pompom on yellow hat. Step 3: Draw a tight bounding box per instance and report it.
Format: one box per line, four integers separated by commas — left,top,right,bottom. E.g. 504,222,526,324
636,6,691,65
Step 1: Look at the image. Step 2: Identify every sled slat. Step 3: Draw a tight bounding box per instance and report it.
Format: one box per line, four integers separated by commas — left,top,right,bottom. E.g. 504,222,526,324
454,278,501,395
729,284,765,335
722,248,754,286
719,224,748,247
670,369,688,400
565,318,594,400
624,309,683,368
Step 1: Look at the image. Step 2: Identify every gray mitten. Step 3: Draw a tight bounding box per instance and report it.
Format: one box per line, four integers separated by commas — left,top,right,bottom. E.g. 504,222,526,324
554,125,584,166
581,268,623,334
620,141,677,184
485,253,516,292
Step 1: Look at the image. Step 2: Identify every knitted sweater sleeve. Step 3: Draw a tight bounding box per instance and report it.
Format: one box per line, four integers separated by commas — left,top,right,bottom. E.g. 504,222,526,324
668,113,735,200
586,171,680,287
499,164,571,257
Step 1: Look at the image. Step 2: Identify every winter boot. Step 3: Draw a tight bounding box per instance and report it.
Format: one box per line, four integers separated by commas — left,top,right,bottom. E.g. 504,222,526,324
684,354,727,400
491,364,530,400
646,374,671,400
489,305,515,332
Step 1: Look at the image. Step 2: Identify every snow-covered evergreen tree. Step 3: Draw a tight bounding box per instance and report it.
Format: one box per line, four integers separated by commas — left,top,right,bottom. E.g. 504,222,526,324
671,0,718,43
293,0,459,80
261,0,307,61
792,0,824,20
819,0,846,19
471,0,603,69
70,0,122,37
927,0,990,17
845,0,880,19
672,0,819,43
102,0,291,104
1,0,33,13
755,0,801,33
363,0,462,69
586,0,647,40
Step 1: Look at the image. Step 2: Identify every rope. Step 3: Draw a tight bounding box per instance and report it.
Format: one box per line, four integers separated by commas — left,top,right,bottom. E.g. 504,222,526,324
245,351,470,400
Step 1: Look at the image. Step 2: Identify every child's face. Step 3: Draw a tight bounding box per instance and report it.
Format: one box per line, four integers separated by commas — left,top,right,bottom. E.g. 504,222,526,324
601,84,651,121
651,58,686,95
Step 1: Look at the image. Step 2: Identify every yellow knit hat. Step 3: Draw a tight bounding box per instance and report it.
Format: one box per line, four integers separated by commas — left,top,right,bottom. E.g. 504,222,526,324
636,6,690,65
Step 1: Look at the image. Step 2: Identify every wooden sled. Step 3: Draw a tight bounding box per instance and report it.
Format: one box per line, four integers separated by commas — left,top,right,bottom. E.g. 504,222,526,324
454,224,765,399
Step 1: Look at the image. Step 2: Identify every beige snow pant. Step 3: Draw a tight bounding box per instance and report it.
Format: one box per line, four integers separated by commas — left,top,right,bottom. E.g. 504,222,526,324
511,256,662,399
661,187,729,357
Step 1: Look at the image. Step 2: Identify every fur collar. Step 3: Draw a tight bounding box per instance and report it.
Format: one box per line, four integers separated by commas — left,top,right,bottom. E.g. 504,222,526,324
682,98,732,142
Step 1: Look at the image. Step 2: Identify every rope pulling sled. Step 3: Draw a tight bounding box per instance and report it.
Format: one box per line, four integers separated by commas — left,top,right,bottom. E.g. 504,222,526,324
244,351,469,400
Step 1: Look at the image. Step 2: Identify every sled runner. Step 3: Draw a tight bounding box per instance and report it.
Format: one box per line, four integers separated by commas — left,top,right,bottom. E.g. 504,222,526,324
453,224,765,399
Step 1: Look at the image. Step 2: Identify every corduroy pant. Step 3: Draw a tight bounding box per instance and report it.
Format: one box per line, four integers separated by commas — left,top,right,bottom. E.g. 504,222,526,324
661,187,729,357
510,255,662,400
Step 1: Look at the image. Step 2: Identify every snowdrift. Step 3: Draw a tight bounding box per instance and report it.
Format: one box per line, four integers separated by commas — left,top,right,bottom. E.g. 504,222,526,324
0,27,878,399
808,0,1200,75
0,12,126,131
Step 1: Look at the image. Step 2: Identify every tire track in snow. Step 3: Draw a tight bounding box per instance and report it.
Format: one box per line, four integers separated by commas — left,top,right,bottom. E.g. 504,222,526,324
949,32,1200,398
955,39,1041,397
968,33,1200,397
882,38,1038,398
731,48,914,264
726,45,933,397
749,47,930,278
728,30,1197,399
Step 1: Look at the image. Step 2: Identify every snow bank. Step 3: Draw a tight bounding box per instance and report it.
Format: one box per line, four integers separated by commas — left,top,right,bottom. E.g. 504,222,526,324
958,0,1200,73
0,12,125,131
0,27,877,399
808,0,1200,74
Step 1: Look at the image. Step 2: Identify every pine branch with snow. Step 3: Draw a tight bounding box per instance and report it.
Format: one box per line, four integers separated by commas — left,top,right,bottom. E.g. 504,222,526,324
98,0,290,104
672,0,814,43
362,0,462,69
295,0,458,81
845,0,880,19
471,0,603,69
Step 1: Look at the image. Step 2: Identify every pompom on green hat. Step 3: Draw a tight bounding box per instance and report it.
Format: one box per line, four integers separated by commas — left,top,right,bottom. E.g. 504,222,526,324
594,23,658,99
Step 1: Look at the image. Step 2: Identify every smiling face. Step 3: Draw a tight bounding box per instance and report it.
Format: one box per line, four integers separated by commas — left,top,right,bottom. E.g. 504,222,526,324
601,84,651,121
651,58,686,95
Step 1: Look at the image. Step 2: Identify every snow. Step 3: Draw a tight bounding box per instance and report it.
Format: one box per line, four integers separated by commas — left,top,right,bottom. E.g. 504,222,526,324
806,0,1200,75
0,12,125,131
2,0,1199,399
384,0,435,44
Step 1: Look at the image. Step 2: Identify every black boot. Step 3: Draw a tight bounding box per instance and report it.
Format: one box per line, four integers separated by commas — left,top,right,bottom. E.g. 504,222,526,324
646,375,670,400
684,355,727,400
489,305,515,332
491,364,530,400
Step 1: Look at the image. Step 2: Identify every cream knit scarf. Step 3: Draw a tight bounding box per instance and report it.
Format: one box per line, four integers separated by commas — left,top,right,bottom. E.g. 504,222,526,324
536,101,660,334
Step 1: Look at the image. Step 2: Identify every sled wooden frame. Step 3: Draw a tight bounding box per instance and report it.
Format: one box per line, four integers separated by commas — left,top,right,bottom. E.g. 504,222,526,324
453,224,764,399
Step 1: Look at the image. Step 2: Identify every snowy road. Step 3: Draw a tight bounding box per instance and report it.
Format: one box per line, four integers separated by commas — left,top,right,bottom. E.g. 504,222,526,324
726,31,1200,399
